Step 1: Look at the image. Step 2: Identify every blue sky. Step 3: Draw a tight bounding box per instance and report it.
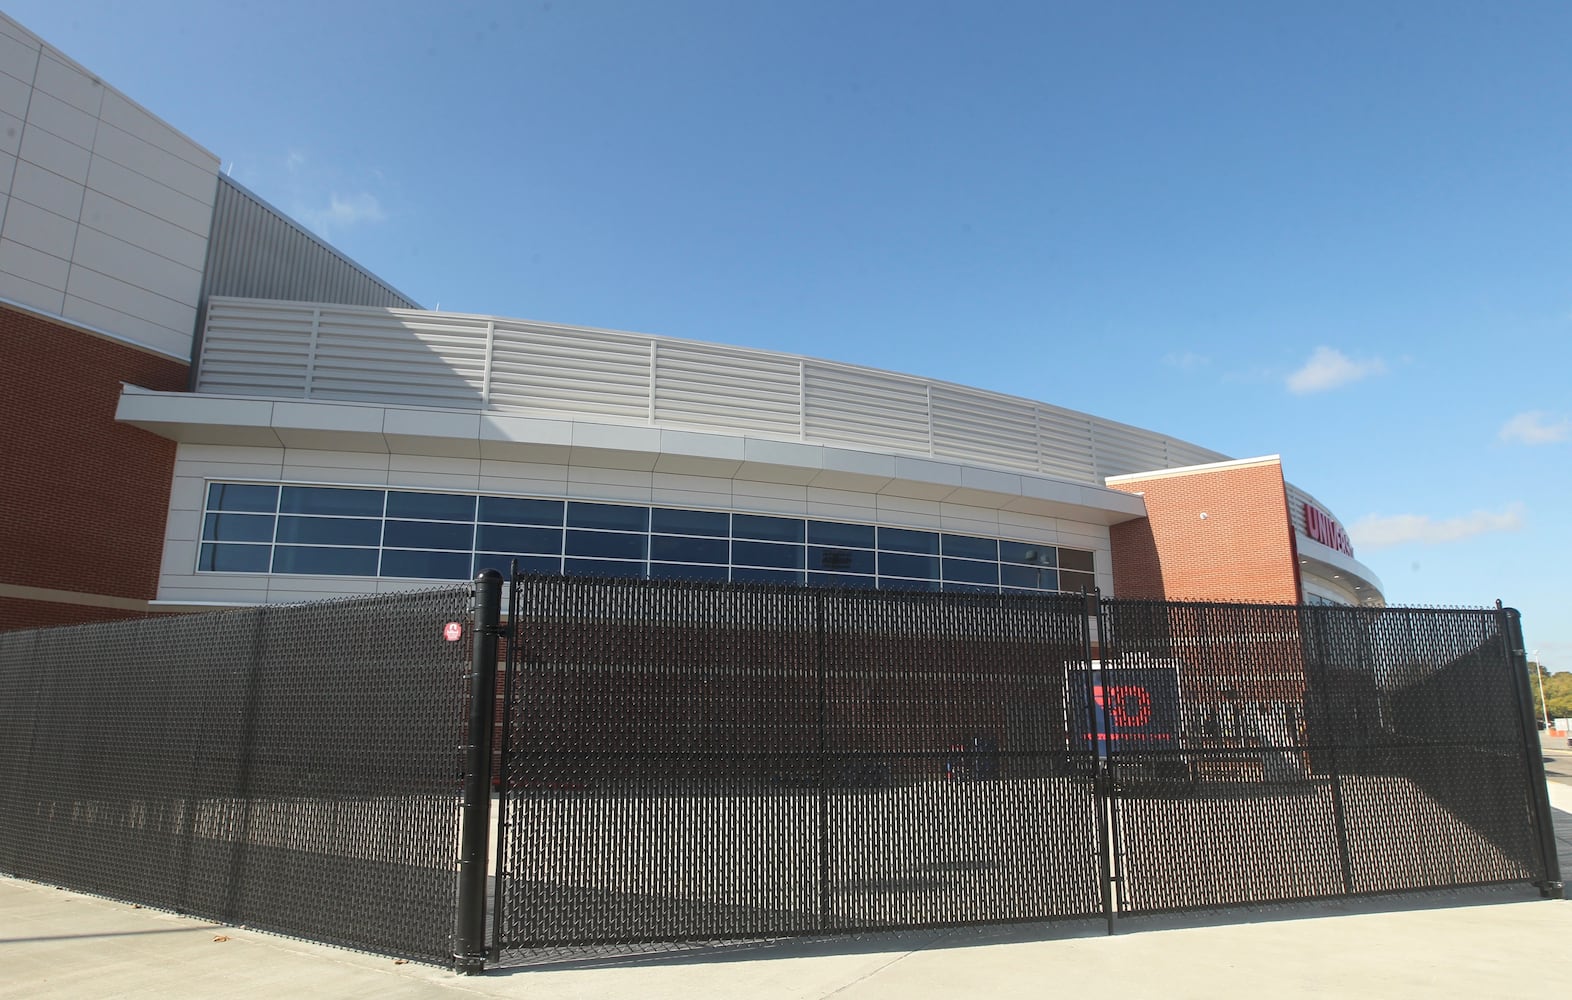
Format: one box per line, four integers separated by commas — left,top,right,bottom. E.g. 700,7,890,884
14,1,1571,666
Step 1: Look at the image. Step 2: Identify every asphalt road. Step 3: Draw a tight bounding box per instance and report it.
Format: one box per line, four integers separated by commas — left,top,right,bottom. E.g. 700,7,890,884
1542,733,1572,786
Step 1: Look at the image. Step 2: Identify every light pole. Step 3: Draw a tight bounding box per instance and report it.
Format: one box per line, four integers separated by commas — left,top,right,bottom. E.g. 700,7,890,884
1532,648,1549,728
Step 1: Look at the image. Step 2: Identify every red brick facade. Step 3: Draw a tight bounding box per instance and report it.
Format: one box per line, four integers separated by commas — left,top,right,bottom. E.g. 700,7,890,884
0,306,188,630
1107,458,1302,604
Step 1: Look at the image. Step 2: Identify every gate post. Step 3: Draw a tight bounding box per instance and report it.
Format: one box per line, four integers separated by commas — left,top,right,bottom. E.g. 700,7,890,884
455,570,504,973
1498,604,1565,899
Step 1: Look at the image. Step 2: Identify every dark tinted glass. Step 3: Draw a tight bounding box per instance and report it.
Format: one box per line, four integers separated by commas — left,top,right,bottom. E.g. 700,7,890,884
943,557,999,585
385,491,475,521
809,546,874,574
879,577,940,592
475,524,561,554
878,551,939,580
650,562,730,582
732,567,804,585
203,512,274,543
383,519,473,550
566,502,648,532
1001,564,1057,590
198,543,270,573
1000,541,1056,566
878,527,939,554
650,535,729,564
475,553,560,576
279,486,384,517
275,515,382,546
943,582,996,594
733,514,804,542
1059,548,1095,572
478,497,563,526
380,549,473,580
564,558,646,579
942,534,997,560
808,572,876,589
1059,570,1095,593
207,483,278,513
650,507,729,537
272,545,379,576
808,520,874,548
732,540,804,569
566,529,648,560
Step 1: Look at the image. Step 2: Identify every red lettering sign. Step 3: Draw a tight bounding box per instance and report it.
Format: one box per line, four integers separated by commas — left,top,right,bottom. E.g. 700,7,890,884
1303,503,1354,557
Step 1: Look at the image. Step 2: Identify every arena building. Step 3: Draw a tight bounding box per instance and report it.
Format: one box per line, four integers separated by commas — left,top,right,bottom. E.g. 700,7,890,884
0,12,1382,633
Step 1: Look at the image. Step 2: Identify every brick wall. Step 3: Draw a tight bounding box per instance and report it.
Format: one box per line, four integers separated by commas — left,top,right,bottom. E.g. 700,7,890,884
1107,458,1302,604
0,306,188,630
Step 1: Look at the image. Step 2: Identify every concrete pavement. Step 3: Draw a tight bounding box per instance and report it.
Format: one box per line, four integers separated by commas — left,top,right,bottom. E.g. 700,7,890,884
3,780,1569,1000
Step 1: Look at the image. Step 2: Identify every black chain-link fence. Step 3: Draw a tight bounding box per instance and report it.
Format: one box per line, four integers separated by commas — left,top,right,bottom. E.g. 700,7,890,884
0,586,471,963
495,579,1559,964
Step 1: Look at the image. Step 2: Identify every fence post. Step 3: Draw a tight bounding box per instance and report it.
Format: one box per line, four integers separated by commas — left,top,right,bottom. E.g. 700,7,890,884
815,588,830,931
1499,604,1565,899
1306,605,1356,896
455,570,504,973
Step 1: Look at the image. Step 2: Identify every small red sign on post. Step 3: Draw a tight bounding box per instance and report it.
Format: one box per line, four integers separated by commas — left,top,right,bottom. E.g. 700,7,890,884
443,622,463,642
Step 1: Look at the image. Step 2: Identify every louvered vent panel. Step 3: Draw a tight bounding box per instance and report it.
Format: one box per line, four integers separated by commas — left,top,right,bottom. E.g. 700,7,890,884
653,342,801,436
1164,438,1230,470
930,385,1040,473
488,322,651,420
1284,484,1314,536
195,300,315,397
1091,421,1176,479
307,309,489,408
802,362,930,453
1035,406,1098,484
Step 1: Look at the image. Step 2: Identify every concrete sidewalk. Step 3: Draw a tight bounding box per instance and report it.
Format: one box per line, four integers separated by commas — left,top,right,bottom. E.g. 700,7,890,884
4,782,1569,1000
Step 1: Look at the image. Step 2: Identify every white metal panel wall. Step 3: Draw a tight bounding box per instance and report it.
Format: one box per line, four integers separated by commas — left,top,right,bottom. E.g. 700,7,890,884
195,297,1237,486
0,13,218,359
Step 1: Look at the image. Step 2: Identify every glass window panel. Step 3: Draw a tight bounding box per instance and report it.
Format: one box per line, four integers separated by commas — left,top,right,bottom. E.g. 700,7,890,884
202,512,274,543
943,582,996,594
942,533,998,561
383,519,474,551
877,527,939,555
566,502,649,532
650,534,729,564
475,553,560,576
276,515,382,546
386,491,476,522
380,549,473,580
279,486,384,517
1000,541,1057,567
566,529,648,560
808,572,877,589
878,551,939,580
207,483,278,513
732,540,805,569
733,514,804,543
1059,570,1096,593
943,557,1000,585
198,543,271,573
1002,564,1058,590
272,545,379,576
650,562,730,582
1058,548,1095,572
808,520,874,548
650,507,729,537
475,524,561,555
809,546,875,574
880,577,940,592
564,558,646,579
478,496,564,526
733,567,804,586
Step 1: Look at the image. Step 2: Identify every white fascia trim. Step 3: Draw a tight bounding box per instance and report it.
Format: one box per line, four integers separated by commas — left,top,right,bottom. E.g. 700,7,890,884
1104,455,1283,486
118,388,1149,524
1296,533,1385,600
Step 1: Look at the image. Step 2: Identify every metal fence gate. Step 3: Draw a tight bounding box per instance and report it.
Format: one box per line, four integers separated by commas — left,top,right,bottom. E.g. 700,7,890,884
491,577,1562,963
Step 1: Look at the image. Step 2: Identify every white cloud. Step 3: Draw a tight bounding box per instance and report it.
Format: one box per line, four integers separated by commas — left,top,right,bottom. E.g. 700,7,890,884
1499,410,1571,446
1285,346,1386,395
1162,351,1209,371
1349,503,1525,550
285,149,306,173
300,192,387,236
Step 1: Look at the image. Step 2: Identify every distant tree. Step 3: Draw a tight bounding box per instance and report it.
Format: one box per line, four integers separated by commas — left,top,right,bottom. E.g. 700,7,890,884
1542,668,1572,721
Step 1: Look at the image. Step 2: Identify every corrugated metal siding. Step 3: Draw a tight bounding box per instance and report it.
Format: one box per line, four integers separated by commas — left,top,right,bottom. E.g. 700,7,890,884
197,176,418,329
195,298,1240,486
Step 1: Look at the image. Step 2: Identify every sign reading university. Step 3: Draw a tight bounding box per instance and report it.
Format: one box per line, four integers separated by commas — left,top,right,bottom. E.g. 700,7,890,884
1304,502,1354,557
